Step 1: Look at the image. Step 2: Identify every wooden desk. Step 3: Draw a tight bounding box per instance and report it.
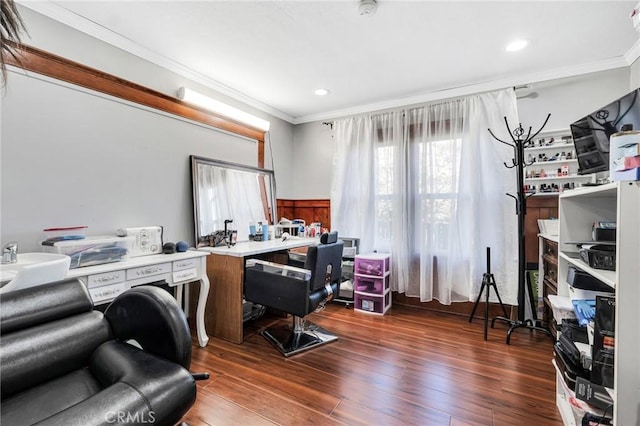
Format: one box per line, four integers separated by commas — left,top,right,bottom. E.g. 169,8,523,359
199,237,317,344
67,250,210,347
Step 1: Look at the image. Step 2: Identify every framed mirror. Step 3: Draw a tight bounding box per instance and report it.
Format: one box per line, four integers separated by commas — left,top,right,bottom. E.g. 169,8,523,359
190,156,277,247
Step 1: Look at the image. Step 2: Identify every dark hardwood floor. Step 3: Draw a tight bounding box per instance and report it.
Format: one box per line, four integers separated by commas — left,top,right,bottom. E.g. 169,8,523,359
184,303,562,426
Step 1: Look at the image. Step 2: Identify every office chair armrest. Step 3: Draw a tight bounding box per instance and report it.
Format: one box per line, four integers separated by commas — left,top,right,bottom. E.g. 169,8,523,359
104,286,192,369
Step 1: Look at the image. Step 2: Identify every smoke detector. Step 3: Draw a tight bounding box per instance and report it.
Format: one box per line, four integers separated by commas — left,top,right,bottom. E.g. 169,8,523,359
358,0,378,16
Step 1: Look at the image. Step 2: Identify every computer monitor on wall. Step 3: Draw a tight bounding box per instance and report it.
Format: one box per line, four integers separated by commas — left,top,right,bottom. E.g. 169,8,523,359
570,88,640,175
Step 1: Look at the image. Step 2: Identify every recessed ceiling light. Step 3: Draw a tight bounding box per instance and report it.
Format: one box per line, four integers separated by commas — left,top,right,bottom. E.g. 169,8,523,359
506,40,528,52
314,88,331,96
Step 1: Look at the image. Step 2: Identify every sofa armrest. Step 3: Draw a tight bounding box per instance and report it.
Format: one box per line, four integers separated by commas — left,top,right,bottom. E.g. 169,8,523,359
33,382,155,426
104,286,191,369
35,341,195,426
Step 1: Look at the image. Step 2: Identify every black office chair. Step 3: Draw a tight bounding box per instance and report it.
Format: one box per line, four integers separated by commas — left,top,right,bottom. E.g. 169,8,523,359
244,232,344,356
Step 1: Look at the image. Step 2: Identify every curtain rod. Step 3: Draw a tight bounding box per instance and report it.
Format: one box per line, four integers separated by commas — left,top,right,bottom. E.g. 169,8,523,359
321,87,517,126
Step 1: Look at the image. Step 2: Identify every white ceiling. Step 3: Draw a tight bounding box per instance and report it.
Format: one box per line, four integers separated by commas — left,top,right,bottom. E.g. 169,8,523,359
22,1,640,124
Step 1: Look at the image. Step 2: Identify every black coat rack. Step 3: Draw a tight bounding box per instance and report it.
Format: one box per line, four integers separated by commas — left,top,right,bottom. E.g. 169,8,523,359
488,115,554,344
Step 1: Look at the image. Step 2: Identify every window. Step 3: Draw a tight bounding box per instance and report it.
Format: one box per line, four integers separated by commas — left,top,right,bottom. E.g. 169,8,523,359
416,138,461,252
374,137,461,253
375,145,394,245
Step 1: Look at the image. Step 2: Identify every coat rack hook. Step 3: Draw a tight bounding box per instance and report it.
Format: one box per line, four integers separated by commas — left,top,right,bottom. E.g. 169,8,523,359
487,128,513,147
504,159,517,168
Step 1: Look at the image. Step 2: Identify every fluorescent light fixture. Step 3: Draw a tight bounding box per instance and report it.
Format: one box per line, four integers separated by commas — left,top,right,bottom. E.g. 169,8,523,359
314,88,331,96
506,39,528,52
177,87,270,131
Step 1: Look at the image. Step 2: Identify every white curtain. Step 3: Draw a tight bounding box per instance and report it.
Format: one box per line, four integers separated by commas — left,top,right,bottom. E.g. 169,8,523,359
331,89,520,304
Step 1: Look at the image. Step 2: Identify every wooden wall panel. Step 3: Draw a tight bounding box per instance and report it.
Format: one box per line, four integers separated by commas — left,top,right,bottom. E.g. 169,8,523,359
276,199,295,223
393,292,516,319
276,199,331,230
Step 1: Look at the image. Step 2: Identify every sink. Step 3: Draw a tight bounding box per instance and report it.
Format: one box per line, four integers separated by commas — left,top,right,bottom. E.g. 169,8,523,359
0,253,71,294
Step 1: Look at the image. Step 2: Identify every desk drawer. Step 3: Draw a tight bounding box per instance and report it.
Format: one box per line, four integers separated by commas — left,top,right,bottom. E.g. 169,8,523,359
173,258,199,271
173,268,198,283
126,262,171,280
89,282,127,304
543,239,558,258
87,270,126,288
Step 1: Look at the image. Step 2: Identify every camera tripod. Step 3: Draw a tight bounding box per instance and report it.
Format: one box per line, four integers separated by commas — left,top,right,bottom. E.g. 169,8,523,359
469,247,509,341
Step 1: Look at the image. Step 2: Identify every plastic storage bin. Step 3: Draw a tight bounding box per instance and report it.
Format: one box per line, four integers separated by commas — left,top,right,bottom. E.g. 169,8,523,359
354,274,389,294
42,236,135,269
354,292,391,314
354,253,390,276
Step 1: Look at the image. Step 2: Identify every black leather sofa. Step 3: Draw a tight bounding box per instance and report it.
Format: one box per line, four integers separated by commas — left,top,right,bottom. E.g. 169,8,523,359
0,278,197,425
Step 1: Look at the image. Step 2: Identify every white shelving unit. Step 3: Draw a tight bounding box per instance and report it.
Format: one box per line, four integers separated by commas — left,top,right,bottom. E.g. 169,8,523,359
524,130,597,196
555,181,640,425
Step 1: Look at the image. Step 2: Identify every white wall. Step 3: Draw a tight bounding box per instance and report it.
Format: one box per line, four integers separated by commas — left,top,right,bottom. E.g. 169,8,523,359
291,67,633,199
291,122,334,199
1,6,295,251
518,67,631,131
14,6,296,197
631,57,640,90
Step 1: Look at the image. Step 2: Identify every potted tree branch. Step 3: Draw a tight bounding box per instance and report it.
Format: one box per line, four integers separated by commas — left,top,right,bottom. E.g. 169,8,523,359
1,0,26,85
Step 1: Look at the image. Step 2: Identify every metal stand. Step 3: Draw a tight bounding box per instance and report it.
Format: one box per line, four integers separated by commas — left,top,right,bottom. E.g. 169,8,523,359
469,247,509,340
487,116,553,345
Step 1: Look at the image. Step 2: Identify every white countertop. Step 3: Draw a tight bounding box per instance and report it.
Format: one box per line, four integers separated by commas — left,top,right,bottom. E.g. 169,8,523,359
198,237,318,257
538,233,559,243
66,250,208,277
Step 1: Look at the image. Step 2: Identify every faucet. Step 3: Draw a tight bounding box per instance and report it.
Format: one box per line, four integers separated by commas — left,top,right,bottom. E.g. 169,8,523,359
2,241,18,264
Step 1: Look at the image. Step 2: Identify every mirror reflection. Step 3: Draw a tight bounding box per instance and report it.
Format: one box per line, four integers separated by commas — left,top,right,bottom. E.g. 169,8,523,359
191,156,276,247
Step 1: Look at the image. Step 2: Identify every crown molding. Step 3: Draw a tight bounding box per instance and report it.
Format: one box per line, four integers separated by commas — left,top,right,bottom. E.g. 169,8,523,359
624,36,640,66
19,1,296,124
293,56,631,124
21,1,637,127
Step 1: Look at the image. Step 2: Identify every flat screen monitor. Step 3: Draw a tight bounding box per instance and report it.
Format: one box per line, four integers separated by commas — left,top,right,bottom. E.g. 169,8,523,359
570,89,640,175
